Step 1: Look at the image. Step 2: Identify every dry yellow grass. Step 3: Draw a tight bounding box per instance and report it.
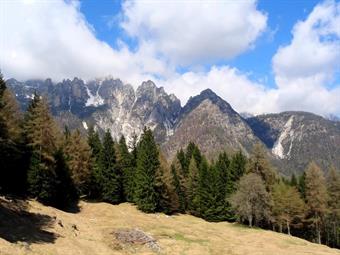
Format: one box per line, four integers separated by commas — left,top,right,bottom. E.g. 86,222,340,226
0,199,339,255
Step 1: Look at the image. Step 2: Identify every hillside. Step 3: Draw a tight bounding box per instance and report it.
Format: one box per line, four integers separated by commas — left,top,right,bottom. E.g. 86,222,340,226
0,198,339,255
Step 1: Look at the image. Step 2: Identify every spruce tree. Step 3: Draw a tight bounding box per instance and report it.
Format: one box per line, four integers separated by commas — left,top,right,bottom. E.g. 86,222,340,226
100,130,122,204
116,135,135,202
187,156,200,215
27,151,57,204
53,149,78,209
305,162,329,244
87,126,103,198
134,127,160,212
229,151,246,181
290,173,298,187
171,158,187,212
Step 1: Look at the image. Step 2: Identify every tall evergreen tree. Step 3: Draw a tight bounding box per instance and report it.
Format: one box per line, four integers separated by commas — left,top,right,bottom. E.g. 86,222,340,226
305,162,329,244
134,127,160,212
116,135,135,202
100,130,122,204
290,173,298,187
86,126,103,198
187,156,200,215
53,149,78,209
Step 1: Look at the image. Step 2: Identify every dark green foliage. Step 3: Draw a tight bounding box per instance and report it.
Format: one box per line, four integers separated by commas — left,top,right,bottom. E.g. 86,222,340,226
229,151,246,184
298,172,306,200
117,135,135,202
53,149,78,209
86,126,103,199
290,173,298,187
0,75,27,195
134,127,160,213
187,157,200,215
100,130,122,204
27,152,57,205
171,162,187,212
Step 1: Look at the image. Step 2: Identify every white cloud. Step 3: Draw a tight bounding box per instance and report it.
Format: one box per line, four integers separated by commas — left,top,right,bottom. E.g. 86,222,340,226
0,0,167,84
271,0,340,116
120,0,267,66
273,0,340,87
158,66,274,115
0,0,339,117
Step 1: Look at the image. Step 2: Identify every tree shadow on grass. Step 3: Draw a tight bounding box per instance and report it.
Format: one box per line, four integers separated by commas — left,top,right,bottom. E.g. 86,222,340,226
0,197,57,244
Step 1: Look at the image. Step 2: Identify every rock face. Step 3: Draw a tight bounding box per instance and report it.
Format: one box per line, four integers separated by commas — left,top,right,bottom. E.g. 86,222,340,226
162,89,260,159
6,78,340,175
7,78,181,145
247,112,340,174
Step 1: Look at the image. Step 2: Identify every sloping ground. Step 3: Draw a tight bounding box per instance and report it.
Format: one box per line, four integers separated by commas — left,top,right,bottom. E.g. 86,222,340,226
0,198,339,255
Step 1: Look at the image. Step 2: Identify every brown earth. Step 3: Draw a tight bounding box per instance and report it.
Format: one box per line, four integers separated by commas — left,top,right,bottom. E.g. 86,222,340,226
0,197,339,255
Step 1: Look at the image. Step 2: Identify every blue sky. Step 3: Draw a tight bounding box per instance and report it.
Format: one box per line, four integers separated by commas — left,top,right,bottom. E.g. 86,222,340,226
1,0,339,116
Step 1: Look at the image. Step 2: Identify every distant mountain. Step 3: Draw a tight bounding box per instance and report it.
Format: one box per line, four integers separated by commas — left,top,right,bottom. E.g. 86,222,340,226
162,89,260,159
6,78,340,175
246,112,340,175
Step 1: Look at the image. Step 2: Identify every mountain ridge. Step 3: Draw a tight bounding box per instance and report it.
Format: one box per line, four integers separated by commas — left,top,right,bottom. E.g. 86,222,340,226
6,77,340,175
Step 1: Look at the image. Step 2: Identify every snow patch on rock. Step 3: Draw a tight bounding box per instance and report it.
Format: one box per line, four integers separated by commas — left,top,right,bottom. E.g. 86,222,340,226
85,87,104,107
272,116,295,159
82,121,88,130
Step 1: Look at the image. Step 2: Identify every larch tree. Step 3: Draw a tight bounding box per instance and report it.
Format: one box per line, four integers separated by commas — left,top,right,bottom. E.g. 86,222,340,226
24,95,60,204
326,167,340,247
272,181,305,235
247,143,276,191
64,129,92,194
305,162,329,244
171,157,187,212
230,173,272,227
0,76,26,194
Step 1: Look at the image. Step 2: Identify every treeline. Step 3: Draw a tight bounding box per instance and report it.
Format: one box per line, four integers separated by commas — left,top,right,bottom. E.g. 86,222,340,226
0,74,339,248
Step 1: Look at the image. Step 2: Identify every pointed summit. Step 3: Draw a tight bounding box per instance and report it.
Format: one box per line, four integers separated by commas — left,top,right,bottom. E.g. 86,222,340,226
181,88,236,118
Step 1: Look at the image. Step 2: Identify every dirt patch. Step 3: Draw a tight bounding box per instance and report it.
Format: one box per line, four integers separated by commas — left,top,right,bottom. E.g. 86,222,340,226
112,228,161,253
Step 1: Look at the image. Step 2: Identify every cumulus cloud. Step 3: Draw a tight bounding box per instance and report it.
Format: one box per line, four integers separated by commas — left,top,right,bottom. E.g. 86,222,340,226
120,0,267,66
271,0,340,116
0,0,339,117
273,0,340,87
0,0,167,83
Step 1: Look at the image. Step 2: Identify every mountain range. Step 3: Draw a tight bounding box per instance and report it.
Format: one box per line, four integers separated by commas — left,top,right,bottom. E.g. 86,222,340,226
6,77,340,176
